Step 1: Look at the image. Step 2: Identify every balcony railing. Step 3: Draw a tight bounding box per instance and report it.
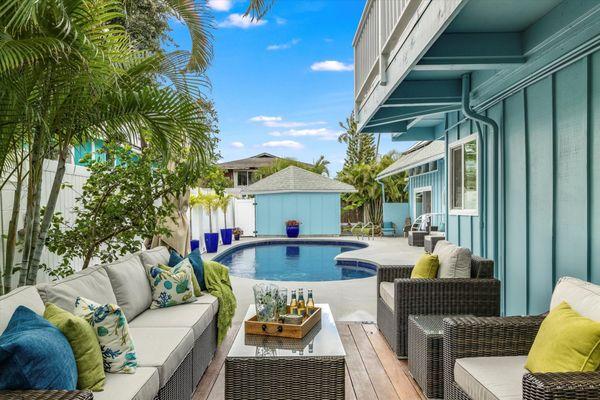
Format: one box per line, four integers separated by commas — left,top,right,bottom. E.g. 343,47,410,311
353,0,425,112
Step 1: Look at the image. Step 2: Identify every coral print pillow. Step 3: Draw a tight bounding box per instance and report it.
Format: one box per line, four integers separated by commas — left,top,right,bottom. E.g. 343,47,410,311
74,297,137,374
146,259,197,309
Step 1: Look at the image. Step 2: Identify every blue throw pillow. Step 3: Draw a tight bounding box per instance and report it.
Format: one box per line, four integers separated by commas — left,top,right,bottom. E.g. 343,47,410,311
169,249,206,291
0,306,78,390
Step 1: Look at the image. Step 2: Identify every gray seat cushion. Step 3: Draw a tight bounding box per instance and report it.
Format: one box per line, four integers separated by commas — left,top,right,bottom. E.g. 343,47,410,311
455,356,527,400
93,367,159,400
0,286,45,335
37,265,117,312
130,303,215,340
434,240,471,278
379,282,394,310
103,254,152,321
193,292,219,315
139,246,170,268
129,327,194,387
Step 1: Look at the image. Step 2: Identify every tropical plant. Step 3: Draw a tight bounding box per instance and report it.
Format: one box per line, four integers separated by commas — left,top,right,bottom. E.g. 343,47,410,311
255,156,330,179
190,192,219,233
312,155,331,176
216,194,233,229
338,112,376,171
45,145,200,276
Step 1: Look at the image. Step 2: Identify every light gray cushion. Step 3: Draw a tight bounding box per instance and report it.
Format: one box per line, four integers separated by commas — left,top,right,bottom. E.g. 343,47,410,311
434,240,471,279
550,277,600,321
139,246,170,268
130,303,215,340
103,254,152,321
455,356,527,400
130,327,194,386
193,292,219,315
93,367,159,400
37,265,117,312
0,286,45,335
379,282,394,310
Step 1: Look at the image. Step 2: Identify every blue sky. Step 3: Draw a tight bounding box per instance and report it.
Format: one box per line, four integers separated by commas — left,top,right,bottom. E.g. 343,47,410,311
167,0,409,174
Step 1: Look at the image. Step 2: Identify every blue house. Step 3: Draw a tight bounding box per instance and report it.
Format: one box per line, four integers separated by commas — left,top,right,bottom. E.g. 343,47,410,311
353,0,600,315
378,141,445,229
242,166,356,236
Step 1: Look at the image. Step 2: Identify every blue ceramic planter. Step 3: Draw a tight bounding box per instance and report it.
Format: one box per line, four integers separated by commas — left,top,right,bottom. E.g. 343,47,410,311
204,232,219,253
190,239,200,252
220,228,233,245
286,226,300,238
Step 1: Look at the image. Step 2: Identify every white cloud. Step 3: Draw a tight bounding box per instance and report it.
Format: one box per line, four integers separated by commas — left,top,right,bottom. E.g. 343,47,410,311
207,0,233,12
230,141,245,148
268,128,341,141
249,115,282,122
310,60,353,72
275,17,287,25
262,140,304,149
249,115,325,128
267,38,300,51
219,13,267,29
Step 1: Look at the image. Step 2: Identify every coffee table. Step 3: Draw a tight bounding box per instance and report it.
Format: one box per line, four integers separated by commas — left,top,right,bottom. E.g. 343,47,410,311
225,304,345,400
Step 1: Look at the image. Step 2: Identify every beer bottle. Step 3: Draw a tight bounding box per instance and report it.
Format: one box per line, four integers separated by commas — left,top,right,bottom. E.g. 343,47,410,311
290,290,298,315
306,289,315,316
297,289,306,317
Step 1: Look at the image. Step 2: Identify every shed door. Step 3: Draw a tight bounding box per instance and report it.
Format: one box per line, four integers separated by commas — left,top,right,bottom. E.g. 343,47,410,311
234,198,255,237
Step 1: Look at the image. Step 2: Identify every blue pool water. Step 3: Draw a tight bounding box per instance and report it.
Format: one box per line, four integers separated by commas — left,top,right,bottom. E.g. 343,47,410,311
214,241,376,281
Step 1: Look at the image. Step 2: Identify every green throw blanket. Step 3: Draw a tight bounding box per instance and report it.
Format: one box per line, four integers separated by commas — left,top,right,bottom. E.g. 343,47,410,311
203,260,237,344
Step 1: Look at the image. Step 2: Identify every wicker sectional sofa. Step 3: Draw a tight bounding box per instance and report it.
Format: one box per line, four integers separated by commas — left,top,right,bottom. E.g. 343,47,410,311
377,244,501,358
0,246,218,400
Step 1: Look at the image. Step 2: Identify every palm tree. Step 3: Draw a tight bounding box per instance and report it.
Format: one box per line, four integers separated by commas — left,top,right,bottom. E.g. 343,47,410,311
313,155,330,176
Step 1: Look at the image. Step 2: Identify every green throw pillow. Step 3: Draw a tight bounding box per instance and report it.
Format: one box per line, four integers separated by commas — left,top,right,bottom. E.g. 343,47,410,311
44,303,106,391
410,254,439,279
158,259,202,297
526,301,600,373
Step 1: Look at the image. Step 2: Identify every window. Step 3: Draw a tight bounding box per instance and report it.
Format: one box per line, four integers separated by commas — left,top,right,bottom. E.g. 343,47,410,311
236,171,248,186
449,135,478,214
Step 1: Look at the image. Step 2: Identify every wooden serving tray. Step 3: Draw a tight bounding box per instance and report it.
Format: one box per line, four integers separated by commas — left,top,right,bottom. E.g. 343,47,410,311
245,307,321,339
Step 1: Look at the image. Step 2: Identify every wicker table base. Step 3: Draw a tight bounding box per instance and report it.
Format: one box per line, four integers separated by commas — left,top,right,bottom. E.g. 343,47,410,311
0,391,93,400
408,315,471,400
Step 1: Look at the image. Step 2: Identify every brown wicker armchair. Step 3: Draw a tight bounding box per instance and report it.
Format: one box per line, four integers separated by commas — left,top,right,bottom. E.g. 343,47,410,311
376,255,500,358
443,316,600,400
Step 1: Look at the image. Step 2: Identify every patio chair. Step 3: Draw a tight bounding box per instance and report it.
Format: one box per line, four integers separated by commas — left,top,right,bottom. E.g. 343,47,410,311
443,276,600,400
381,221,397,237
377,241,500,358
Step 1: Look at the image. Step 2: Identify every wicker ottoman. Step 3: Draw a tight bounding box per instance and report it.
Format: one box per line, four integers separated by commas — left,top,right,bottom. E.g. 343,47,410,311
407,315,470,399
424,235,445,253
408,231,427,247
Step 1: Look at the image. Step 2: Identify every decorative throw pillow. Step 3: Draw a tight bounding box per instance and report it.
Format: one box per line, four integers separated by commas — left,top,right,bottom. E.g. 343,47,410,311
146,262,197,309
526,301,600,373
169,249,206,290
0,306,78,390
433,240,471,278
44,304,105,391
74,297,137,374
158,259,201,297
410,254,439,279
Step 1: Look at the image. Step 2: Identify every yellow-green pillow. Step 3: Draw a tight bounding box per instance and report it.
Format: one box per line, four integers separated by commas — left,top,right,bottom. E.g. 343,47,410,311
410,254,439,279
526,301,600,373
44,303,105,391
158,263,201,297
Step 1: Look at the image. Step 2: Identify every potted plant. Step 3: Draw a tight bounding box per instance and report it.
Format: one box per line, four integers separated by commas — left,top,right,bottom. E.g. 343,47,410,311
233,227,243,240
190,192,220,253
285,220,300,238
217,194,233,245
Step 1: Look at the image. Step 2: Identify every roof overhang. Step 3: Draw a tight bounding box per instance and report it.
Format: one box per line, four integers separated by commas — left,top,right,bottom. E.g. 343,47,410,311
243,189,357,195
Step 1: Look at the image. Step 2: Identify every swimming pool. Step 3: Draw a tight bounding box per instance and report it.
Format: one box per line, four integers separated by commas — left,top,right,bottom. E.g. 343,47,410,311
214,240,376,281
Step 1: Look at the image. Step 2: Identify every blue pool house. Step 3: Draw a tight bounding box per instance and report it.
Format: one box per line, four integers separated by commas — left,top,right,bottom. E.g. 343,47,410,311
242,166,356,236
353,0,600,315
378,141,445,230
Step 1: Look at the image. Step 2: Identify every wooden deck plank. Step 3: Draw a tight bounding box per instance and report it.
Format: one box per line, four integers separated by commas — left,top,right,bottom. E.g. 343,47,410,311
337,323,379,400
345,365,357,400
362,323,426,400
348,323,400,400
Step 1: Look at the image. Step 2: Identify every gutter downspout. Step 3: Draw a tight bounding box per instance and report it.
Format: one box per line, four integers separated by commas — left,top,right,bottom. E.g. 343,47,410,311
461,73,499,257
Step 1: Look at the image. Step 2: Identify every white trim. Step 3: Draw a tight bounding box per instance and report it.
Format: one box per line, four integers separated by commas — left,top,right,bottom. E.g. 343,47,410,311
243,189,357,195
448,133,479,216
413,185,433,220
377,153,443,179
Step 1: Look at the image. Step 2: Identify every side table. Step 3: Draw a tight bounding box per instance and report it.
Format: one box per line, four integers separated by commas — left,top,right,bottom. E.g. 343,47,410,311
407,315,471,399
424,235,445,253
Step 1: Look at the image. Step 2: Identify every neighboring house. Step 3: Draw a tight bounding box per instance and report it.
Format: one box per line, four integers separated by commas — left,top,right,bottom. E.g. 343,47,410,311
353,0,600,315
242,166,356,236
378,141,445,229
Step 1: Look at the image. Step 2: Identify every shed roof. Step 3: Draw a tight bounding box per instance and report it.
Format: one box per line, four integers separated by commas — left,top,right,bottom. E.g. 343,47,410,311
377,141,444,179
242,166,356,195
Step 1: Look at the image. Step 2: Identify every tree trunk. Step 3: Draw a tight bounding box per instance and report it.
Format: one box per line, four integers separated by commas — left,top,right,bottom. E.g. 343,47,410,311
82,247,95,270
3,165,24,294
26,143,69,285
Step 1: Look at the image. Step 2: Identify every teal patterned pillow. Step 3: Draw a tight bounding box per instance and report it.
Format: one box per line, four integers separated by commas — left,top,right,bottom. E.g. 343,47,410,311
146,261,197,309
74,297,137,374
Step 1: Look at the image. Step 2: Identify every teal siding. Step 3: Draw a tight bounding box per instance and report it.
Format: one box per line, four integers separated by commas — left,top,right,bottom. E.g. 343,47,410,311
446,51,600,315
255,193,341,236
383,202,409,232
408,158,446,229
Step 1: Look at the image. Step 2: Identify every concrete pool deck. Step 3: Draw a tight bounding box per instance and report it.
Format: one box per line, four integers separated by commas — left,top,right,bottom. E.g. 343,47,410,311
205,236,425,323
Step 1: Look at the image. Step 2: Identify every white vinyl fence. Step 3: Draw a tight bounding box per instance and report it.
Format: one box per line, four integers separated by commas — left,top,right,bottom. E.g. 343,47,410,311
0,160,256,283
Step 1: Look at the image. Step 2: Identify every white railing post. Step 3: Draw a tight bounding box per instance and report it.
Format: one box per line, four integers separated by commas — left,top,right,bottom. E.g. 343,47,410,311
378,0,387,86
